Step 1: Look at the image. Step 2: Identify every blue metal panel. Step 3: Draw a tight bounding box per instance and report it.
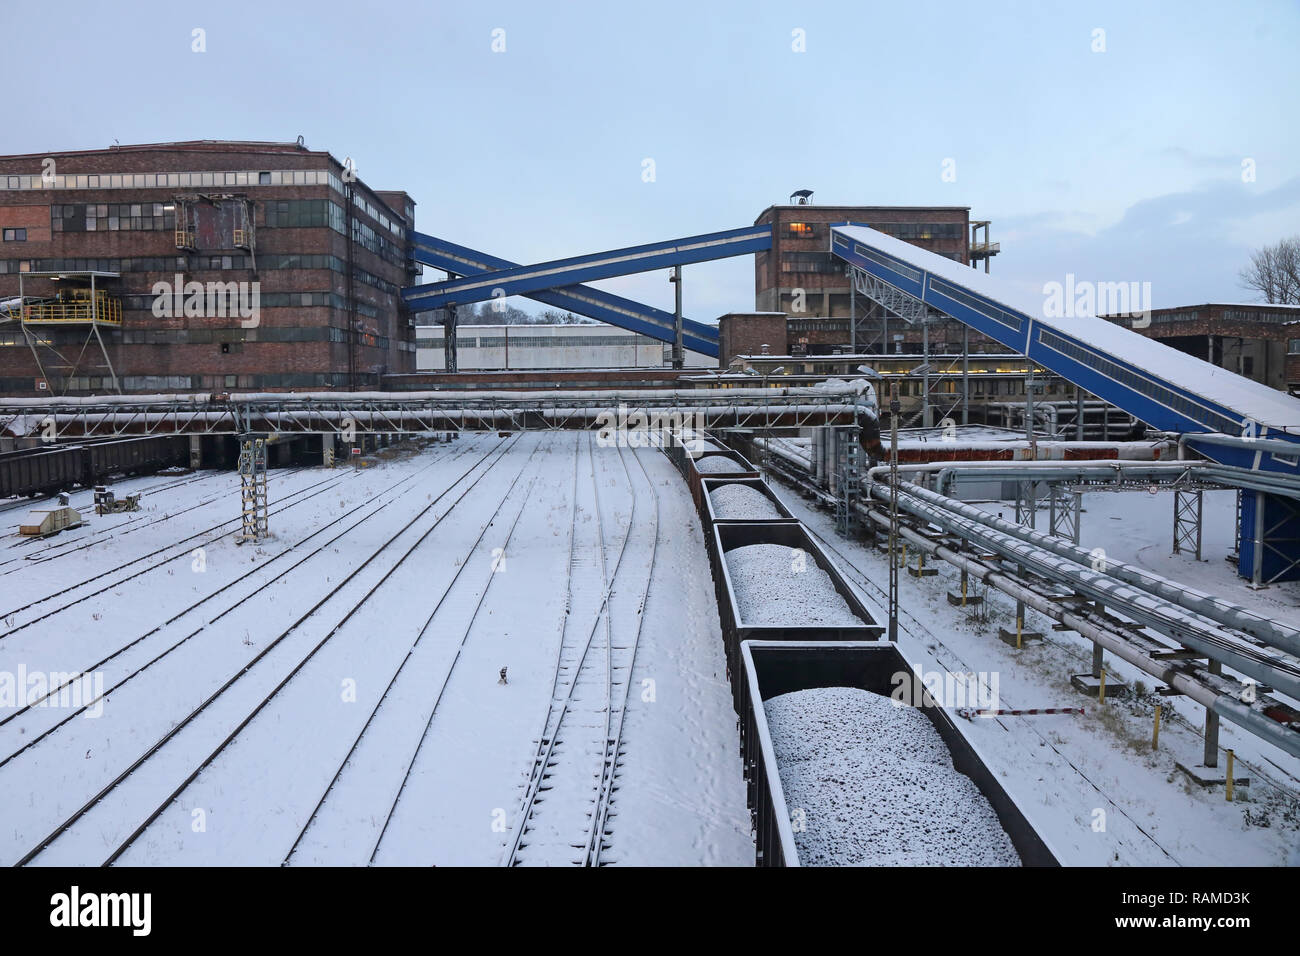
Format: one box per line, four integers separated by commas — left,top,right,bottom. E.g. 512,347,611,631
404,226,772,311
1239,490,1300,583
407,232,721,356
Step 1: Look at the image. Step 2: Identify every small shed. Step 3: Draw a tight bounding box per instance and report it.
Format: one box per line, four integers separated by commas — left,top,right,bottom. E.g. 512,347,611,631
19,506,84,537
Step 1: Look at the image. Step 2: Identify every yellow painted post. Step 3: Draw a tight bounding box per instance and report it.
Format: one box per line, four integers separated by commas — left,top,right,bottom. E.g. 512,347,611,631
902,543,907,568
1099,667,1107,705
961,574,968,607
1226,749,1235,802
1152,704,1162,750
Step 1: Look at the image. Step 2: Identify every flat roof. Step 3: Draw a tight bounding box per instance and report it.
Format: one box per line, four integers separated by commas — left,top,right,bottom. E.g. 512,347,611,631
20,271,121,279
0,140,315,162
1103,302,1300,315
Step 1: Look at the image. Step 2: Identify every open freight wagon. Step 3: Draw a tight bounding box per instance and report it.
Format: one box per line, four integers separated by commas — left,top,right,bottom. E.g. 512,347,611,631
684,447,759,509
710,520,884,707
738,640,1061,868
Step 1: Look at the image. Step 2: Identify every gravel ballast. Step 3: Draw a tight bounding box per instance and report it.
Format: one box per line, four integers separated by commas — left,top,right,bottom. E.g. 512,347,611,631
708,483,785,520
723,544,861,626
694,454,750,475
765,686,1020,866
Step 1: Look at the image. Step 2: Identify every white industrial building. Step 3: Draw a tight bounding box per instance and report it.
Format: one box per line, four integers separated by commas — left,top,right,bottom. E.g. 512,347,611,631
415,324,715,371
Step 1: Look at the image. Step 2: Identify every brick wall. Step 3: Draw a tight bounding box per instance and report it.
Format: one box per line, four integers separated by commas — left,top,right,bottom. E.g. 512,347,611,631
718,312,788,365
0,141,416,395
1104,303,1300,391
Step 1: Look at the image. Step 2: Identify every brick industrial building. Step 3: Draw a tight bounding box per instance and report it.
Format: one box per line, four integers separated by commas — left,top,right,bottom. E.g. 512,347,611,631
0,140,418,396
719,200,1001,364
1103,303,1300,395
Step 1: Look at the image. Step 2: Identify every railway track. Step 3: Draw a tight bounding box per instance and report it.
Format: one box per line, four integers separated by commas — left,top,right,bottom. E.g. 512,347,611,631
0,466,363,636
10,434,524,866
586,444,660,866
0,467,312,569
355,433,556,865
0,437,493,770
503,437,660,867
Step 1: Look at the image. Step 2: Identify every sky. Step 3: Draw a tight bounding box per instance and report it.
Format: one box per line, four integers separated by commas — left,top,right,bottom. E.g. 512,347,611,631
3,0,1297,322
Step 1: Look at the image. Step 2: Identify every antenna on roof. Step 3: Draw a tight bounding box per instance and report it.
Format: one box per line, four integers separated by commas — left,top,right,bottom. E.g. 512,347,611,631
790,189,814,205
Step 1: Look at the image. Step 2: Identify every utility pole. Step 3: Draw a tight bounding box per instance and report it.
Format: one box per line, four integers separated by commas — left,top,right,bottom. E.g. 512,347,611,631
1026,365,1038,528
962,326,970,426
921,319,932,428
670,266,683,369
888,381,901,642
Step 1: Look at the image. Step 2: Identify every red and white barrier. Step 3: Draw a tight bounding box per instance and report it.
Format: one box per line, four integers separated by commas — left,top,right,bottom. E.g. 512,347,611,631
957,706,1085,720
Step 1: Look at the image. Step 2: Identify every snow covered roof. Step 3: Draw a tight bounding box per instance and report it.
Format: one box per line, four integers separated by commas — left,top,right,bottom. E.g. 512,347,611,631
834,224,1300,432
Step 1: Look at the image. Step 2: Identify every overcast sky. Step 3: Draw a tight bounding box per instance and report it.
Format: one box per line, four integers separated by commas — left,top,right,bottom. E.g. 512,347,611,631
4,0,1297,322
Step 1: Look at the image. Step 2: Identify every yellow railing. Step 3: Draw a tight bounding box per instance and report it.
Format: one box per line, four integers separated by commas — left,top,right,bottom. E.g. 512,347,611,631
21,292,122,325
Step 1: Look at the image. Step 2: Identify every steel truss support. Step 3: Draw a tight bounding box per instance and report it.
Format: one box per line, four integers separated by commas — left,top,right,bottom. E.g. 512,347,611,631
1172,487,1204,561
1047,482,1082,545
849,265,946,326
237,434,269,541
833,425,861,536
1014,479,1038,529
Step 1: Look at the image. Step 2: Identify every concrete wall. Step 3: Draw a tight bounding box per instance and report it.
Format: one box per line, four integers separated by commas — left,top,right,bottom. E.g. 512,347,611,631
415,324,714,370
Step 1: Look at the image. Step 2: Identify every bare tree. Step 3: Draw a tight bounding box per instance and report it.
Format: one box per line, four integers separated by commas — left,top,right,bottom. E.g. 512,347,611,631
538,308,595,325
1239,236,1300,304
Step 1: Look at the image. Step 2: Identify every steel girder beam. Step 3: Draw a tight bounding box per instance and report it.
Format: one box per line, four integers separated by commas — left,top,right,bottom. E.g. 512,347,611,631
0,391,857,439
403,225,771,313
408,233,720,357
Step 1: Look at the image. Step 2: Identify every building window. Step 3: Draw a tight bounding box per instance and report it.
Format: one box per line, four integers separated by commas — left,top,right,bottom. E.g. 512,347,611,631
2,228,26,242
781,251,842,274
787,222,816,238
265,198,329,228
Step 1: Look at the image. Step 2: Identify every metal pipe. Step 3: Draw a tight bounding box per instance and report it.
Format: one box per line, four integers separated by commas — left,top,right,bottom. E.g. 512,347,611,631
1182,431,1300,454
867,482,1300,700
857,504,1300,759
768,459,1300,758
885,475,1300,656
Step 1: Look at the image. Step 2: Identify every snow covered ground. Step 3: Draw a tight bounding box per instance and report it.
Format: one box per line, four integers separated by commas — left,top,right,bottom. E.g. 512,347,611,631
0,434,750,866
773,477,1300,866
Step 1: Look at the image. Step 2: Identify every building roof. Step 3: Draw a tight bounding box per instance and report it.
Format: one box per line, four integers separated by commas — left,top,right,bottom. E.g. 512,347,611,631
0,140,317,161
754,204,971,224
1140,302,1300,312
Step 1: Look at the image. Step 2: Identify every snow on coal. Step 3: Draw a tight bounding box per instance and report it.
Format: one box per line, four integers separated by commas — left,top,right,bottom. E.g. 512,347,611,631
724,544,860,626
765,687,1020,866
694,454,750,474
681,438,723,457
708,483,784,521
